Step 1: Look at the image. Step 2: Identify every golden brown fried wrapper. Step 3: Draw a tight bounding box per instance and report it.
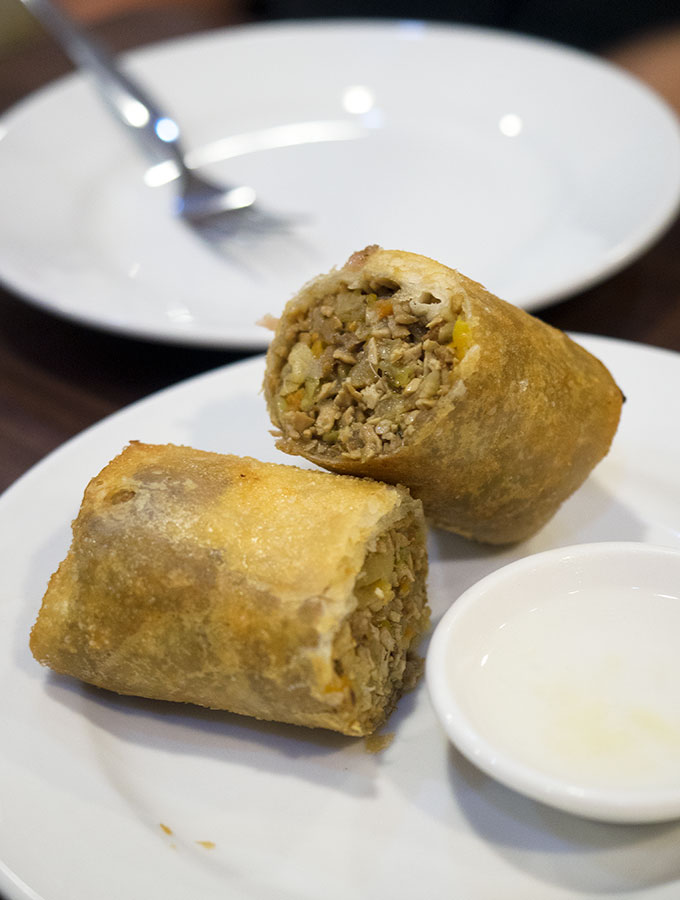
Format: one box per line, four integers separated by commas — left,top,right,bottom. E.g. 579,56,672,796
30,442,429,736
264,246,623,544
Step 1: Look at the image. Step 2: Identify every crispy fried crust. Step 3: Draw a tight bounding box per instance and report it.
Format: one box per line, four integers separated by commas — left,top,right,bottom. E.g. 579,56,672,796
30,443,429,736
264,247,623,544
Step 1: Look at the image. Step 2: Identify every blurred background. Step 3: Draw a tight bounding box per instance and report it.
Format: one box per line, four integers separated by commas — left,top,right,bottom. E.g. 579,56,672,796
1,0,679,494
1,0,679,114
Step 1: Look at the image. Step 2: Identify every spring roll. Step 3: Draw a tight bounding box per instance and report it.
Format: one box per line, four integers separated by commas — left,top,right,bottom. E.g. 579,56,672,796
264,246,623,544
30,442,429,736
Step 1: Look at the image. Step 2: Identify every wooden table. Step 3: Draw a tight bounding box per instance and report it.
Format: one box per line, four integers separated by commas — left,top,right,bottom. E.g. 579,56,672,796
1,6,680,495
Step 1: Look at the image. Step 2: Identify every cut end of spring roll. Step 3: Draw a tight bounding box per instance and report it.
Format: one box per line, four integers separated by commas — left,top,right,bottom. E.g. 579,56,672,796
30,442,430,737
263,246,624,544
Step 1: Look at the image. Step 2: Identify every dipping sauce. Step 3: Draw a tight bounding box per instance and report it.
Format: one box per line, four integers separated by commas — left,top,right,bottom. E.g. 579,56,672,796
454,586,680,791
427,543,680,822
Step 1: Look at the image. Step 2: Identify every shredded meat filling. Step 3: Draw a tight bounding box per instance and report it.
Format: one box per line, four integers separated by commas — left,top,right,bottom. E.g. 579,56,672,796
275,283,469,459
329,513,428,731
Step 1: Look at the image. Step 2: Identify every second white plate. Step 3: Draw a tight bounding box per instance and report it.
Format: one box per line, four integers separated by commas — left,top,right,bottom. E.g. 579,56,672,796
1,21,679,347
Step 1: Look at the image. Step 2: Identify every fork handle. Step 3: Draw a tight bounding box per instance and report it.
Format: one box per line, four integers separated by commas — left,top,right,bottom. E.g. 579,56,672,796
19,0,188,169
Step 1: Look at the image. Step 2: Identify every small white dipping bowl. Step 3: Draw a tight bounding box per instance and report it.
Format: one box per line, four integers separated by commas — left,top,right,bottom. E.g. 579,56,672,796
426,542,680,824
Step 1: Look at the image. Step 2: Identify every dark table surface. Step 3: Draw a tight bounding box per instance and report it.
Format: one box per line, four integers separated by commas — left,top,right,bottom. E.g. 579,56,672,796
1,5,680,498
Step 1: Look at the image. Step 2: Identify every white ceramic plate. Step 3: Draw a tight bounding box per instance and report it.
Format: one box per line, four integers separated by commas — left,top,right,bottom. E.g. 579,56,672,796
2,334,680,900
1,22,679,349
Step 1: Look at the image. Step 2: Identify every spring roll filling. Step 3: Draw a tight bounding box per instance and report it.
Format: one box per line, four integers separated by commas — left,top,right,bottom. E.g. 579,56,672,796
273,281,470,460
330,510,428,732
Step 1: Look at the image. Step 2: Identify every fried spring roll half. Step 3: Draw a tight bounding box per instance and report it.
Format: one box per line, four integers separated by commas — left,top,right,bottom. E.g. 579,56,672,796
30,442,429,736
264,246,623,544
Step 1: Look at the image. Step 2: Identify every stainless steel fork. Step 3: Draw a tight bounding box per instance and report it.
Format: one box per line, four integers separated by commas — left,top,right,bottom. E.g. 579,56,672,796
19,0,286,243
